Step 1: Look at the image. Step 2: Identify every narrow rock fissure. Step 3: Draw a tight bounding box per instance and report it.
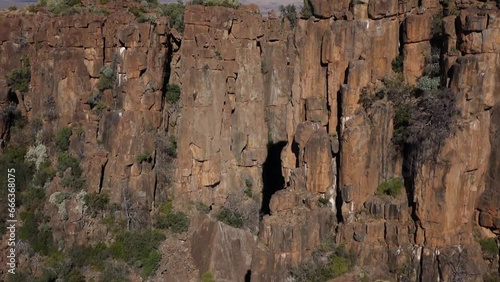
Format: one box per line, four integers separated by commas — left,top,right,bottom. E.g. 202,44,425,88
98,160,107,194
335,86,344,223
261,141,287,216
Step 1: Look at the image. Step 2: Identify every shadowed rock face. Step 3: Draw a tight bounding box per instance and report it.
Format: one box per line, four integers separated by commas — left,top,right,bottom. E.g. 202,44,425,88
0,0,499,281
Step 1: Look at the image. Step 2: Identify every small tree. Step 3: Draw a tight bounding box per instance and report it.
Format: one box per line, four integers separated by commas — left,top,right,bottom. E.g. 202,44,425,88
279,5,297,27
7,56,31,94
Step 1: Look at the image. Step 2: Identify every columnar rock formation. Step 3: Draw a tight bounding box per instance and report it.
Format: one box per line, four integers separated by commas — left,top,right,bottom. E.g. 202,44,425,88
0,0,499,281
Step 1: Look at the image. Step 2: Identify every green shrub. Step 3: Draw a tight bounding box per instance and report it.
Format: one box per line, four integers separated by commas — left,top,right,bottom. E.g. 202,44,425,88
279,4,297,27
165,84,181,103
57,152,85,189
19,211,55,255
479,238,499,259
19,187,46,212
189,0,240,8
155,202,190,233
301,0,313,19
56,127,72,151
391,55,404,74
318,197,330,207
68,242,109,269
99,262,130,282
97,65,114,91
47,0,83,15
6,56,31,94
376,177,404,197
166,135,177,157
140,250,162,277
417,75,440,91
216,208,244,228
137,151,152,163
57,152,81,175
431,11,443,39
128,6,147,18
201,271,215,282
84,193,110,215
290,239,354,282
159,1,185,32
8,5,18,10
85,92,103,109
195,201,211,214
110,229,165,277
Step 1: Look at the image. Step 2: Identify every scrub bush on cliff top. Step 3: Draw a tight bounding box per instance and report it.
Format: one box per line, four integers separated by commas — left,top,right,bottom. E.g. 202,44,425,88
189,0,240,8
159,1,185,32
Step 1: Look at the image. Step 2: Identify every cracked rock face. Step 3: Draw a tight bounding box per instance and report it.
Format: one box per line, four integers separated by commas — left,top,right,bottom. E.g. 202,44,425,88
0,1,499,281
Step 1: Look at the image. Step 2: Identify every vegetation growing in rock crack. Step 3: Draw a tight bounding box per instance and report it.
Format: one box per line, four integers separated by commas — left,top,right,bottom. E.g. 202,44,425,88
165,84,181,103
97,65,115,91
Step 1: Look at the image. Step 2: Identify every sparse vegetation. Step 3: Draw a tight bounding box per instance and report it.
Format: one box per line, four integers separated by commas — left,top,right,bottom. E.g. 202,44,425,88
216,208,244,228
84,193,110,215
137,151,152,163
290,237,354,282
155,201,190,233
165,84,181,103
416,75,440,91
189,0,241,8
301,0,313,19
479,238,499,259
6,56,31,94
279,4,297,27
159,1,185,32
56,127,72,151
391,54,404,74
19,211,56,255
165,134,178,157
46,0,83,15
201,271,215,282
85,92,103,109
318,197,330,207
57,152,85,190
244,178,254,198
376,177,404,197
110,229,165,277
195,201,211,214
8,5,18,11
68,242,110,269
97,65,114,91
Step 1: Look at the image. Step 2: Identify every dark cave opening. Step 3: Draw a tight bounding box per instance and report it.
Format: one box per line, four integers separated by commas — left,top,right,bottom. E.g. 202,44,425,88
261,141,287,216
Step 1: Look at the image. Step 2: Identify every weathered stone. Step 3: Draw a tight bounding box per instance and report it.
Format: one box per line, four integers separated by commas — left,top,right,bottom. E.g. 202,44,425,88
304,128,334,193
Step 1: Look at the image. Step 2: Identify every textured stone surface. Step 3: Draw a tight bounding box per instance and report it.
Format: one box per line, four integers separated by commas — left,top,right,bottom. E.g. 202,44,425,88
1,3,499,281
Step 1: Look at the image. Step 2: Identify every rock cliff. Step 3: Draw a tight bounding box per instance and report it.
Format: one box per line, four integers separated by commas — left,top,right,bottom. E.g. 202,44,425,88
0,0,499,281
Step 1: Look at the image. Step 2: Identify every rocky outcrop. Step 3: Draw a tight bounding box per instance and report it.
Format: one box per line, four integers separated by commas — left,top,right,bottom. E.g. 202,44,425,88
1,1,500,281
0,8,170,248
